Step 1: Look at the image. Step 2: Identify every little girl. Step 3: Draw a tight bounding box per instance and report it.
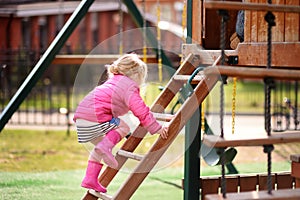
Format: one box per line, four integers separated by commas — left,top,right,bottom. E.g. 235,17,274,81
73,54,168,193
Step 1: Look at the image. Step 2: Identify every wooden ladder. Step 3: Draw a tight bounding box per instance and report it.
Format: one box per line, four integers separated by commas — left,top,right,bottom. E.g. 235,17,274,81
81,53,220,200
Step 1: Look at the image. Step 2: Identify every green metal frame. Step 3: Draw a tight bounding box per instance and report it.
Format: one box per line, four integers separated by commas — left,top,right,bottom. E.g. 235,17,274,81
183,1,201,200
184,109,201,200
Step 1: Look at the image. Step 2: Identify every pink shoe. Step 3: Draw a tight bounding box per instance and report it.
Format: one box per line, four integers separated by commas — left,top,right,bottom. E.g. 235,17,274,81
81,160,107,193
95,136,118,168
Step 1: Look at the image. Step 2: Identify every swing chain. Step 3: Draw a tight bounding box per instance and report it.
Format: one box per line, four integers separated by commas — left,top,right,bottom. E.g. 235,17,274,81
295,82,299,130
264,0,275,194
265,11,275,70
264,144,274,194
142,0,147,63
265,11,276,27
264,78,275,135
156,0,163,82
218,9,229,138
232,77,237,134
218,8,229,199
219,10,229,86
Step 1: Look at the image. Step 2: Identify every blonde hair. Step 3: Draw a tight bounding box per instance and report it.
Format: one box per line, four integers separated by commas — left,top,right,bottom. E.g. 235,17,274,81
106,54,147,85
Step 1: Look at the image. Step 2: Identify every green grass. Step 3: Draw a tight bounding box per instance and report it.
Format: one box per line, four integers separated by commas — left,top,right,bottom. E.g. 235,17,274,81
0,129,87,172
0,129,185,199
0,129,293,199
0,168,185,200
0,170,85,200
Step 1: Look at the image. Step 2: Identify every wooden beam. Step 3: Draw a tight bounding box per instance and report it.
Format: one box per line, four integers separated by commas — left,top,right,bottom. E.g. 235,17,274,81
205,1,300,13
203,131,300,148
174,66,300,82
182,43,300,68
52,54,158,65
204,66,300,80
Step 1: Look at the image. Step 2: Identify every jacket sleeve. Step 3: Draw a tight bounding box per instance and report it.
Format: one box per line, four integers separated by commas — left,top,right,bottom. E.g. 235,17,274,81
127,87,162,134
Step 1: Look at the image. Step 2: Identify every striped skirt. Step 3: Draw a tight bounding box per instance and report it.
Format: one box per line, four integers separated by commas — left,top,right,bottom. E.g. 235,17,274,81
75,118,120,143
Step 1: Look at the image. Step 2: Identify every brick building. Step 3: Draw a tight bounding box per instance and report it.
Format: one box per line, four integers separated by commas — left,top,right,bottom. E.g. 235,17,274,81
0,0,183,54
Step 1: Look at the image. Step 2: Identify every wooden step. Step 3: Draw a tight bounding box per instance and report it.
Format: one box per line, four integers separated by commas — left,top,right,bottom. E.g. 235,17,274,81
117,150,143,161
88,190,112,200
152,112,174,122
203,131,300,148
204,1,300,13
203,66,300,80
173,74,204,84
204,188,300,200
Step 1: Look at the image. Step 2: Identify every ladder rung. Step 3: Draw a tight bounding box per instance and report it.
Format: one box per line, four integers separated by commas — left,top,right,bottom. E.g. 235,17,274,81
117,150,143,161
88,189,113,200
173,74,204,83
203,132,300,148
152,112,174,122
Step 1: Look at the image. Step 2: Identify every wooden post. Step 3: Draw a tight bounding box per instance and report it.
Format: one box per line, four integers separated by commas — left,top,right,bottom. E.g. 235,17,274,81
291,154,300,188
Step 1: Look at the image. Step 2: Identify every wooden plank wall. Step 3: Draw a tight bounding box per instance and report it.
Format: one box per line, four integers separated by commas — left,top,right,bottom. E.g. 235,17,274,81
244,0,300,42
195,0,240,49
200,173,294,199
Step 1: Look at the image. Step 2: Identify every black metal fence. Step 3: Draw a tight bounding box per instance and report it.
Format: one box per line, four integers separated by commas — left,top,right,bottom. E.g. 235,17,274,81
2,48,299,133
0,47,173,131
0,47,80,130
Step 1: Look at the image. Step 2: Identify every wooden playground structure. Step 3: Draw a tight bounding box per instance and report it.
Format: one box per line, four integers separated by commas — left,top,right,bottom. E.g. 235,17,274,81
80,0,300,199
1,0,300,199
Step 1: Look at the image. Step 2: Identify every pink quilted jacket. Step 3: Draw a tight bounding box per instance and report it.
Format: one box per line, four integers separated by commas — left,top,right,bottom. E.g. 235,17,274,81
73,74,161,134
